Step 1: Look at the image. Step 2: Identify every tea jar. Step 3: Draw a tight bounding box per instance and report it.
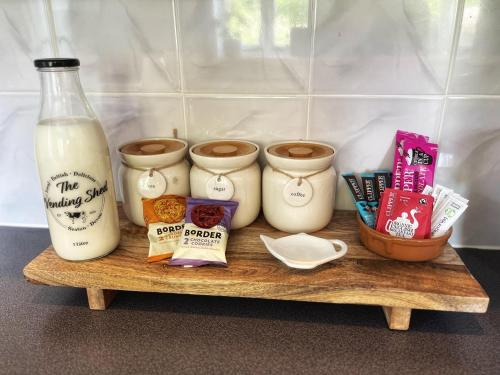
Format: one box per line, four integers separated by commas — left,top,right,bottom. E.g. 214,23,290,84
263,141,336,233
119,138,190,226
190,140,261,229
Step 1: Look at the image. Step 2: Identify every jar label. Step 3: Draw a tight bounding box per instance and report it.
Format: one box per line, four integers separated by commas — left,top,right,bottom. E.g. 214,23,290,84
42,171,107,231
137,170,167,199
206,175,235,200
283,178,313,207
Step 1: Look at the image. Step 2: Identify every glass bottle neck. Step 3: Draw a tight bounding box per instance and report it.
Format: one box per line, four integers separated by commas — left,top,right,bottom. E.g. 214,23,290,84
38,68,96,122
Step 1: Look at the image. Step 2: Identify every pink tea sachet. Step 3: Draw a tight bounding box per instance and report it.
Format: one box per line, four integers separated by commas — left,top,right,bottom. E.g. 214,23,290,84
402,139,438,193
392,130,428,190
391,130,438,193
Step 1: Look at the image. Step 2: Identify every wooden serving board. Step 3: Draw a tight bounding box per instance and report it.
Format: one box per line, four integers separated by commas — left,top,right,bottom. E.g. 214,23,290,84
23,207,489,330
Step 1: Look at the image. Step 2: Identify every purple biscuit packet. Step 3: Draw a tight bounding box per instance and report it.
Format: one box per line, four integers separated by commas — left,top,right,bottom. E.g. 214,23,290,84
392,130,429,190
169,198,238,267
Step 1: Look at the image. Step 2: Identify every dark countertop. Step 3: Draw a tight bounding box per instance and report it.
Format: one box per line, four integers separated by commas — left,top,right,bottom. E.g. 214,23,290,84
0,226,499,375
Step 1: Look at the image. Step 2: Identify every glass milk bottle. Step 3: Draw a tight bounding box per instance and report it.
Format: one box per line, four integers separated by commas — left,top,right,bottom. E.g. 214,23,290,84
34,58,120,261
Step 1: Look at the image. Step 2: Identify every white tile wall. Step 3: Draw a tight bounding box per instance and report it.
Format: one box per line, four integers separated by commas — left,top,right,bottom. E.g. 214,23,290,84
0,0,499,248
0,0,51,91
186,96,307,145
450,0,500,94
313,0,457,94
436,98,500,248
178,0,313,93
52,0,180,92
0,95,46,227
309,97,442,209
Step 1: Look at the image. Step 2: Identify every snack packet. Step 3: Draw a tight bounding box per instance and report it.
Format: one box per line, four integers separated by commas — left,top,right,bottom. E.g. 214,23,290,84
432,185,453,218
401,168,418,192
143,195,186,262
401,139,438,193
374,170,392,201
392,130,429,190
431,193,468,238
361,173,378,212
342,173,375,228
423,184,470,237
376,188,434,239
170,198,238,267
431,184,443,202
422,185,433,195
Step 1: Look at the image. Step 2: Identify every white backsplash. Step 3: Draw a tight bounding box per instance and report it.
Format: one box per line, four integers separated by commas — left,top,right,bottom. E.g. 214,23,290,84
450,0,500,94
0,0,51,91
52,0,180,92
0,0,498,248
309,97,443,210
313,0,457,94
178,0,313,93
436,97,500,248
186,96,307,144
0,95,46,227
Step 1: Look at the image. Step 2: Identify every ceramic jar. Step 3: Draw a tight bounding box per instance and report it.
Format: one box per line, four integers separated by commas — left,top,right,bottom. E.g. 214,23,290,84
119,138,190,226
263,141,337,233
190,140,261,229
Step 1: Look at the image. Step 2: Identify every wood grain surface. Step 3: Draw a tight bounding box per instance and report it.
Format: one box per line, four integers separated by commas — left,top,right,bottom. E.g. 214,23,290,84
24,207,489,314
383,306,412,330
86,288,116,310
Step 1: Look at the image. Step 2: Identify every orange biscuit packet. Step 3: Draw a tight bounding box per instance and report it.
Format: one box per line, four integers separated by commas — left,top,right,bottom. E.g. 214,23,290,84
143,195,186,262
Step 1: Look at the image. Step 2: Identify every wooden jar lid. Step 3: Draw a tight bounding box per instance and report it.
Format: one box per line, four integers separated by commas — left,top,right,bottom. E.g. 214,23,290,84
212,145,238,156
268,142,334,159
120,139,185,156
193,140,257,158
288,146,314,158
140,144,167,155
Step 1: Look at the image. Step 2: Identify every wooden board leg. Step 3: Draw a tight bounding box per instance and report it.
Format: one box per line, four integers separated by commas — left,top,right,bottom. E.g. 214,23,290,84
86,288,116,310
382,306,412,330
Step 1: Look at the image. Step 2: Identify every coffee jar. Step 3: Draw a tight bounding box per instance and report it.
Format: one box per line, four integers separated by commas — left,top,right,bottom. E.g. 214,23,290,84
190,140,261,229
119,138,190,226
263,141,336,233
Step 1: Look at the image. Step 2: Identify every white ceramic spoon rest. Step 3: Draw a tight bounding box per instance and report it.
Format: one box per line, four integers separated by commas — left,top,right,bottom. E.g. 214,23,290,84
260,233,348,269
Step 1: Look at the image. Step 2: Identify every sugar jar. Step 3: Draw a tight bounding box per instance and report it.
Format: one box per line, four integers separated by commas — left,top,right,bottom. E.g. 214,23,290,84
263,141,336,233
189,140,261,229
119,138,190,226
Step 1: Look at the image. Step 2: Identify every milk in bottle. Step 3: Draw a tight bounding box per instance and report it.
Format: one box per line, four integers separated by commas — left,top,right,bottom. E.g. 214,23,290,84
34,58,120,260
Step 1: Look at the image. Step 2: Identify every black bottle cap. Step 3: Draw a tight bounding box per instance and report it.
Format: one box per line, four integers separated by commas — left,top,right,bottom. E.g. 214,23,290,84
34,58,80,68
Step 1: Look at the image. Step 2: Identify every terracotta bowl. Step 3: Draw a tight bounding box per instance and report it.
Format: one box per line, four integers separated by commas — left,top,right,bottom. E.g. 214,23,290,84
357,213,452,262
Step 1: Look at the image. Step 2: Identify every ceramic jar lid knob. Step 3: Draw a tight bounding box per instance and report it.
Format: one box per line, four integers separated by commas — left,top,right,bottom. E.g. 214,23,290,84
288,146,313,158
212,145,238,157
140,144,167,155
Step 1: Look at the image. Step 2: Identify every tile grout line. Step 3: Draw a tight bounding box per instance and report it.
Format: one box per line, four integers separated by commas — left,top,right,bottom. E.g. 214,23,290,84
0,92,40,95
43,0,59,57
171,0,188,140
437,0,465,143
3,91,500,99
305,0,318,140
86,92,182,97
